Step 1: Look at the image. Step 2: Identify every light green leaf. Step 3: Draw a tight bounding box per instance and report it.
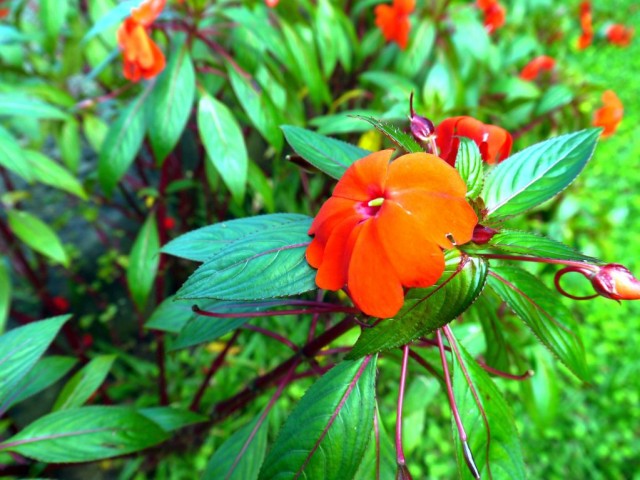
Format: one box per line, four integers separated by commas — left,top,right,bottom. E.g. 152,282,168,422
25,150,87,199
198,94,248,204
0,95,70,120
40,0,68,51
487,265,589,380
259,357,377,480
126,215,160,311
0,129,33,182
0,316,70,408
138,407,206,432
455,138,483,199
59,120,82,173
0,406,169,462
82,0,143,44
53,355,116,411
0,261,10,334
7,210,69,267
483,129,600,221
148,45,195,164
205,411,269,480
281,125,370,179
349,253,487,358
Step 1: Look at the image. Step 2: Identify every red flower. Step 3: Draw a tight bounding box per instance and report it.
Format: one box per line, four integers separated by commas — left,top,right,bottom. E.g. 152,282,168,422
0,9,8,19
592,90,623,138
435,116,512,165
306,150,477,318
374,0,415,50
266,0,279,6
606,24,634,47
477,0,506,34
117,0,166,82
578,1,593,49
519,55,556,81
591,264,640,300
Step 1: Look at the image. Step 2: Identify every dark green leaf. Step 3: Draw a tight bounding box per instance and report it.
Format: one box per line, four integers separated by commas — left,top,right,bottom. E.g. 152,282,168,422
0,356,76,413
281,125,370,179
455,138,483,199
353,408,396,480
53,355,116,411
127,215,160,311
205,411,269,480
0,260,10,334
138,407,206,432
198,94,248,204
0,406,168,462
227,65,283,151
483,129,600,221
7,210,69,267
148,45,195,164
259,357,377,480
353,115,423,153
162,214,310,263
98,88,150,195
349,253,487,358
448,333,525,479
0,316,70,408
467,229,600,263
487,265,589,380
175,216,316,301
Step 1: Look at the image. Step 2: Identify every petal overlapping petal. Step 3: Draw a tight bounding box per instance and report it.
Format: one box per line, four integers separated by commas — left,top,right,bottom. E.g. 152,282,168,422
333,149,392,201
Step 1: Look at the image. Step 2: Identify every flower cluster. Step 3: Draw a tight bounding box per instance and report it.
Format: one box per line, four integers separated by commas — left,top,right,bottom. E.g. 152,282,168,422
374,0,414,50
578,1,634,49
117,0,166,82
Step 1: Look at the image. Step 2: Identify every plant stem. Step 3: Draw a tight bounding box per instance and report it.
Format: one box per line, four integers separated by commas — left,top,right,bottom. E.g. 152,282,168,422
477,253,598,271
155,332,169,406
396,345,410,471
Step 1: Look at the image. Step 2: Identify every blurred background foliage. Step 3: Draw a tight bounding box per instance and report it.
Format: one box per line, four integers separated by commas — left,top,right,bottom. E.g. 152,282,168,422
0,0,638,478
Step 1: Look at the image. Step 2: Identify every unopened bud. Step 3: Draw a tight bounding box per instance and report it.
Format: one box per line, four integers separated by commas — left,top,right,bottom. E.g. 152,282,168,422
409,92,435,143
471,224,498,245
591,263,640,300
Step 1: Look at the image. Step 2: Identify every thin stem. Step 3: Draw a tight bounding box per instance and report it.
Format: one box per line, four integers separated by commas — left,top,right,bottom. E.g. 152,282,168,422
155,332,169,406
374,406,381,480
396,345,410,469
192,304,359,319
477,360,534,381
190,330,242,412
477,253,598,271
407,349,442,380
242,324,297,351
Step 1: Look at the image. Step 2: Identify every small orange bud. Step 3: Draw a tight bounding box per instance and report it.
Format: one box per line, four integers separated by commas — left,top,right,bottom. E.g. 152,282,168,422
590,264,640,300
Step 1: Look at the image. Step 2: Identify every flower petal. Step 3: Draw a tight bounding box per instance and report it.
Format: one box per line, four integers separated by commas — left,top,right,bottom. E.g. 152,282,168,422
332,149,393,201
348,221,404,318
316,216,362,291
374,201,445,287
386,152,467,197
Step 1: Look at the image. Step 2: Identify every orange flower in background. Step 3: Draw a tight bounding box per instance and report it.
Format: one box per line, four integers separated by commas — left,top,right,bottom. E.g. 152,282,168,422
266,0,279,6
578,1,593,49
592,90,623,138
117,0,166,82
435,116,512,165
374,0,415,50
306,150,477,318
606,24,634,47
477,0,505,34
520,55,556,81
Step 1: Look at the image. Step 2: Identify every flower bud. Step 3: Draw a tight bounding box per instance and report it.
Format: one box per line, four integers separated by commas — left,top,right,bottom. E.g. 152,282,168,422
409,92,435,144
590,263,640,300
471,224,498,245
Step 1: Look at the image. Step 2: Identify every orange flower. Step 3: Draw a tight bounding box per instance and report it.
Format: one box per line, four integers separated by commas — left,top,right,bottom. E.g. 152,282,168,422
477,0,506,34
0,9,8,19
374,0,415,50
266,0,279,6
592,90,623,138
306,150,477,318
117,0,166,82
578,1,593,49
519,55,556,81
435,116,512,165
606,24,634,47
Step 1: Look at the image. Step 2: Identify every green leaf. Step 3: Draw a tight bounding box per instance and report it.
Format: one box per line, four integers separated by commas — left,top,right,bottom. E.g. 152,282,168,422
204,411,269,480
349,253,487,358
353,408,396,480
0,94,70,120
455,138,483,199
162,214,310,263
126,215,160,311
535,85,573,116
227,65,283,151
52,355,116,411
483,129,600,221
394,20,436,78
448,333,525,480
7,210,69,267
59,120,82,173
353,115,423,153
82,0,143,44
0,316,70,408
0,260,10,334
259,357,377,480
487,265,589,380
467,229,600,263
198,94,248,204
1,356,76,413
40,0,68,51
25,150,87,199
465,292,509,371
281,125,370,179
0,129,33,182
138,407,206,432
0,25,27,45
175,215,316,301
148,45,195,164
0,406,169,462
98,88,150,195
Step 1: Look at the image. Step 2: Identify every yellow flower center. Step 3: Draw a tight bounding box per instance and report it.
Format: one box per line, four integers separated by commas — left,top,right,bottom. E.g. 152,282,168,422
367,197,385,207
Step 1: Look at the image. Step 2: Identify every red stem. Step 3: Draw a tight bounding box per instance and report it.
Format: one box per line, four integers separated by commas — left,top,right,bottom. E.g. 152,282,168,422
396,345,410,469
